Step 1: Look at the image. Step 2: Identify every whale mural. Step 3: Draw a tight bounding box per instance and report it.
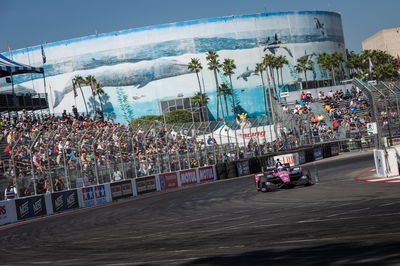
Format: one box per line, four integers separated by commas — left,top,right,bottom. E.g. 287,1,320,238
1,11,346,123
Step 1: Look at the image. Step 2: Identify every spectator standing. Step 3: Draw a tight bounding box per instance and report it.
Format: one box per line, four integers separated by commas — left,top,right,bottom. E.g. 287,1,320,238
4,182,17,200
112,168,122,182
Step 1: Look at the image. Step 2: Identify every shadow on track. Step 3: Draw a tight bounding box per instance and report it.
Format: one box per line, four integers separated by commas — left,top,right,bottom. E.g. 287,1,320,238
181,241,400,266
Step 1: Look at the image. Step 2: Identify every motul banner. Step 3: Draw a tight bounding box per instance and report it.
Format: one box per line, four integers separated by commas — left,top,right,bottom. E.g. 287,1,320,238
179,169,198,186
198,166,215,182
15,195,47,220
159,172,178,190
51,190,79,213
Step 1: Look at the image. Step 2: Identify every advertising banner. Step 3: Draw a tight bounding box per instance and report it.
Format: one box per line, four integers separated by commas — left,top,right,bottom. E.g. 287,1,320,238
298,151,306,164
15,195,47,220
110,180,133,200
236,160,250,176
51,190,79,213
94,184,108,205
273,153,299,166
0,200,17,225
313,147,323,161
136,176,157,195
179,169,198,186
159,172,178,190
80,184,108,207
198,166,215,182
81,186,95,207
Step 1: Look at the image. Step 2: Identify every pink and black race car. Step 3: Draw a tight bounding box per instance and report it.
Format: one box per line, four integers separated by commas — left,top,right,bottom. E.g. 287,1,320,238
254,164,313,192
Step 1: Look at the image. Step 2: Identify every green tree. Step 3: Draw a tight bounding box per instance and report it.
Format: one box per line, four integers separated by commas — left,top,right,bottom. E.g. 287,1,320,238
361,49,399,80
263,54,277,99
96,82,105,114
275,55,289,87
85,75,98,114
72,75,89,115
295,57,313,90
188,58,203,93
346,51,363,78
332,52,344,82
218,83,232,118
165,110,199,124
255,63,269,116
206,50,224,119
222,58,237,118
317,52,332,81
192,92,210,122
130,115,162,127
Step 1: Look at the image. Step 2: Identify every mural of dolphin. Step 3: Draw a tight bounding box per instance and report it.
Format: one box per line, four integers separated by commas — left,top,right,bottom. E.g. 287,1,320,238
237,67,256,82
314,18,325,36
298,50,317,61
260,34,293,57
53,58,190,108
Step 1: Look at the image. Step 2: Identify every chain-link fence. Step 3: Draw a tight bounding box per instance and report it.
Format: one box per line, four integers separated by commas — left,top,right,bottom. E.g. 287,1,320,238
3,78,398,199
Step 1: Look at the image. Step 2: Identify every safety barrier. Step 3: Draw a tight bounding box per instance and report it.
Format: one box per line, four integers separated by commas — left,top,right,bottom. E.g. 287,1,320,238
0,165,217,226
214,142,340,179
1,142,340,226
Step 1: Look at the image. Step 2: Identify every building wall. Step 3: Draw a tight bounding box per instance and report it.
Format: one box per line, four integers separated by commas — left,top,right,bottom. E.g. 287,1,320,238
0,11,345,123
362,27,400,57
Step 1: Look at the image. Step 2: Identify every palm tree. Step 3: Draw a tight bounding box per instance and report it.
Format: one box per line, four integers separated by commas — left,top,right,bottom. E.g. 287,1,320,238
222,58,236,118
218,83,232,118
332,52,344,82
85,75,98,114
96,82,105,114
188,58,203,94
192,92,210,121
276,55,289,88
317,52,331,81
206,50,224,119
263,54,277,99
72,75,89,115
255,63,269,116
295,57,313,90
346,51,362,78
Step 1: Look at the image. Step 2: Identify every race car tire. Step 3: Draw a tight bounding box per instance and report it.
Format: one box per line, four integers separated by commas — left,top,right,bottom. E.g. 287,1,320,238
303,175,313,186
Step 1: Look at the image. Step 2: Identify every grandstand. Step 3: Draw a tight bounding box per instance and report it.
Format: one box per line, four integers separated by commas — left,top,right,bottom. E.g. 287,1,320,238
1,78,399,200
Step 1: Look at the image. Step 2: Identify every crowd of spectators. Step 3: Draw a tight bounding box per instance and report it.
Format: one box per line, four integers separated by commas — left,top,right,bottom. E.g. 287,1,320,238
1,108,300,198
318,87,371,133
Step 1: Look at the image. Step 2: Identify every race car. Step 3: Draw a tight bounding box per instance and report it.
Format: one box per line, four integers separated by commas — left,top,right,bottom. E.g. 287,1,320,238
254,164,313,192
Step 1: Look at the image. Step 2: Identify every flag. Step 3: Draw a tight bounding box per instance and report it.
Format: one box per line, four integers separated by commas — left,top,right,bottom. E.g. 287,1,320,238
41,45,46,64
72,82,78,98
368,57,373,73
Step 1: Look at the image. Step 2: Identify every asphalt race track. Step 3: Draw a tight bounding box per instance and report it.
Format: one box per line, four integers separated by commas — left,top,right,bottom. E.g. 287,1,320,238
1,151,400,266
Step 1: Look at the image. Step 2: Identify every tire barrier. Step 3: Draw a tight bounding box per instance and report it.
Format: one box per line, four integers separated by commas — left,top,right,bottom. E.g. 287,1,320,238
226,161,238,179
216,163,227,180
248,158,261,174
305,149,315,162
322,144,332,158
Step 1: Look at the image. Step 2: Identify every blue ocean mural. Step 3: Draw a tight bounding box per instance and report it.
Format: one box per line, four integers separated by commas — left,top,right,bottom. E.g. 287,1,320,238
0,11,345,123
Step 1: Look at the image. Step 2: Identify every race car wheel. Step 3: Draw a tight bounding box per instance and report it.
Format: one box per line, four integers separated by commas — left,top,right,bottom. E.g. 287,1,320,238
303,175,313,186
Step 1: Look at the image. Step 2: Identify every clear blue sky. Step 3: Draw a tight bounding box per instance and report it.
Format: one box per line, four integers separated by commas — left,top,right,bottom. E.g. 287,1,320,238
0,0,399,53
